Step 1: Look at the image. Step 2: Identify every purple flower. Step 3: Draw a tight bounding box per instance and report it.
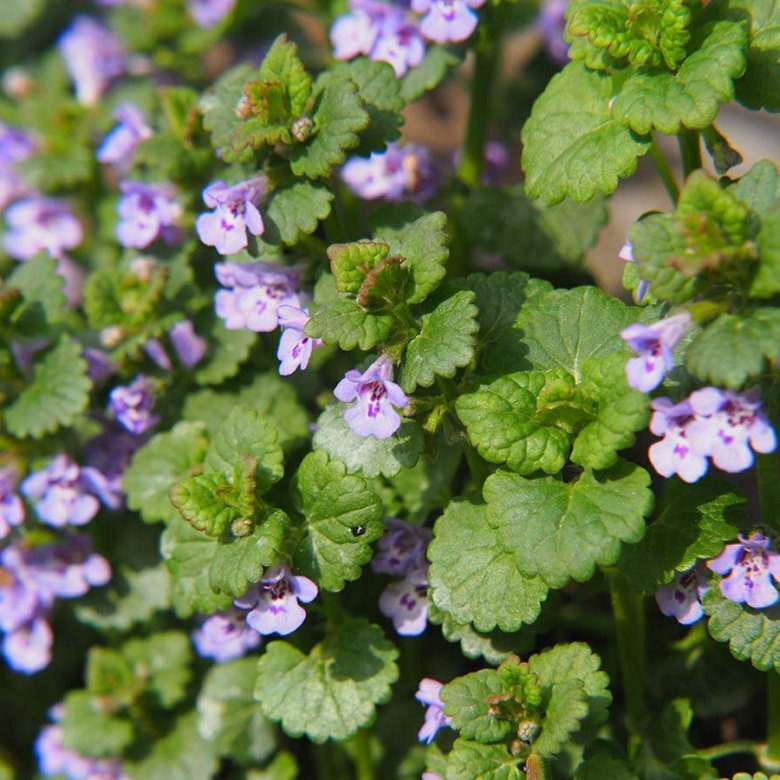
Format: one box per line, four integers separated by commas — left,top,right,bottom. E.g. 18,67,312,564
372,518,431,576
411,0,486,43
196,178,266,256
192,609,261,661
116,181,182,249
620,312,691,392
619,239,650,303
169,320,207,367
57,17,126,106
277,306,322,376
0,123,35,212
21,454,109,527
3,618,53,675
708,532,780,609
334,355,409,439
83,348,116,383
234,564,318,636
97,103,153,171
188,0,237,27
342,142,436,202
648,398,709,483
687,388,777,474
655,564,708,625
415,678,452,744
538,0,570,63
214,261,301,332
0,467,24,540
84,424,141,508
109,375,159,435
379,565,429,635
331,0,426,77
2,196,83,260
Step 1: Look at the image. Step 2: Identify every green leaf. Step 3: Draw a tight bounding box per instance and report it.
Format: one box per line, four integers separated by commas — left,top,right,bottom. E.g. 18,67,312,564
373,212,449,304
400,290,478,392
290,73,369,178
685,309,780,388
704,586,780,672
125,422,209,525
328,241,390,294
570,353,650,471
0,0,43,36
254,618,399,742
575,754,634,780
483,463,653,589
620,479,746,594
291,451,384,591
258,35,312,118
161,515,232,617
457,369,583,476
429,499,550,633
729,159,780,216
521,62,650,204
209,509,289,597
531,680,588,757
401,45,461,102
205,406,284,494
4,337,91,439
528,642,612,733
194,320,256,386
263,180,333,246
60,691,134,759
306,289,395,350
197,658,277,765
5,254,66,324
126,712,218,780
753,205,780,297
445,740,525,780
612,19,747,134
83,267,166,330
313,404,424,479
487,286,636,379
122,632,191,708
247,752,299,780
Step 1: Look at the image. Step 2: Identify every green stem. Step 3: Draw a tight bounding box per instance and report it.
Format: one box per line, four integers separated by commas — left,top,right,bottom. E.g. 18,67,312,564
757,453,780,535
768,673,780,765
649,136,679,205
697,740,760,761
457,5,503,188
678,129,702,179
608,570,646,734
349,729,376,780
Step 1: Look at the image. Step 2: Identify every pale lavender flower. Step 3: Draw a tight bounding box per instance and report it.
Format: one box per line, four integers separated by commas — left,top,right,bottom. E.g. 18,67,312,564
109,375,159,435
0,123,35,212
188,0,236,27
116,181,182,249
196,178,266,256
192,609,261,661
21,455,107,527
334,355,409,439
169,320,207,367
2,195,83,260
214,261,301,332
83,348,116,383
97,103,153,171
620,240,649,303
143,338,172,370
57,17,126,106
539,0,570,63
84,424,141,508
342,142,436,202
687,388,777,474
415,678,452,744
331,0,426,77
379,565,429,635
411,0,486,43
277,305,322,376
372,518,431,576
3,618,53,675
620,312,691,392
708,532,780,609
0,467,24,540
235,564,318,636
648,398,709,483
655,564,708,625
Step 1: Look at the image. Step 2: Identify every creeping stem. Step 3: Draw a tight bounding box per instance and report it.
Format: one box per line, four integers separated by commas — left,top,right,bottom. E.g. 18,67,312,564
608,570,646,734
348,728,376,780
457,4,503,188
649,136,680,205
677,129,702,179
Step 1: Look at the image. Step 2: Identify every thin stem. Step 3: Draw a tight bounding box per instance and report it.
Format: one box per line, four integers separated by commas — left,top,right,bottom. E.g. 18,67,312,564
678,129,702,179
349,728,376,780
648,136,679,205
697,740,760,761
767,673,780,765
457,5,503,188
608,570,646,734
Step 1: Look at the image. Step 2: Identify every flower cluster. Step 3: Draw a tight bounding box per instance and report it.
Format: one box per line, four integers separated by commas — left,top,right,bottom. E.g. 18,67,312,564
621,312,691,392
196,178,267,256
109,374,159,435
375,518,431,636
415,678,452,744
116,181,182,249
0,536,111,673
97,103,153,173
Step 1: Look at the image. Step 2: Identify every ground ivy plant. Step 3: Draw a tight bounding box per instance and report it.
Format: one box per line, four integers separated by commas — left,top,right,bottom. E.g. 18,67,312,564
1,0,780,778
